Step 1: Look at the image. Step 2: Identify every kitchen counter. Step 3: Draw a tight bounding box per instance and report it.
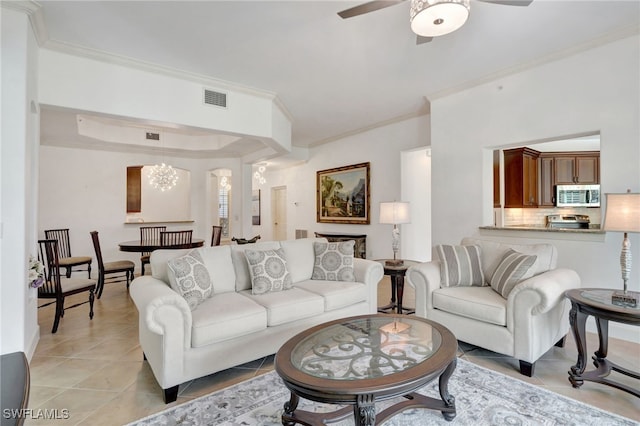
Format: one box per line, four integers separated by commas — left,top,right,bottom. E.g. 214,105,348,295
480,225,604,234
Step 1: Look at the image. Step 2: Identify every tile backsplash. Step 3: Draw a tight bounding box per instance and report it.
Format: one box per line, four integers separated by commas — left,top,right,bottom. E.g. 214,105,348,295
503,207,602,227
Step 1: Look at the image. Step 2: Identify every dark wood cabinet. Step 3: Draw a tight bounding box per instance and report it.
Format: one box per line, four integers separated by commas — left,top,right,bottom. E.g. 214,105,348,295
554,152,599,184
539,154,555,207
314,232,367,259
126,166,143,213
504,147,539,208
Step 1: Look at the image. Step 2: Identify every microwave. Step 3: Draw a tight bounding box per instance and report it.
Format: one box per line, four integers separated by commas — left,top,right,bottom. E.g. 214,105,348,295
556,184,600,207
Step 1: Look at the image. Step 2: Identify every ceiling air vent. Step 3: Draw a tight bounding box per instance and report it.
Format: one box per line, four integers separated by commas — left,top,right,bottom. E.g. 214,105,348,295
145,132,160,140
203,89,227,108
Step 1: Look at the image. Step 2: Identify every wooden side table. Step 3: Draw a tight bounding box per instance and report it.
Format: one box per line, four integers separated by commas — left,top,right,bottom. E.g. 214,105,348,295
565,288,640,397
376,260,420,315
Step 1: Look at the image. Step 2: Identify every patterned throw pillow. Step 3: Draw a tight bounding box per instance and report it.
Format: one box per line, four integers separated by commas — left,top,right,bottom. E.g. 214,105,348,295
490,249,538,298
245,248,292,295
167,250,213,310
312,241,355,282
435,245,484,287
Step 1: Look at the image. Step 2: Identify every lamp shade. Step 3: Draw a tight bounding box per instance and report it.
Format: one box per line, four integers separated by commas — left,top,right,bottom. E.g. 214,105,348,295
410,0,470,37
379,202,411,225
603,192,640,233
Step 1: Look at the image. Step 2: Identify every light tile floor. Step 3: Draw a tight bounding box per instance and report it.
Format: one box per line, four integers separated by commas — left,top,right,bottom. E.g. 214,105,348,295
26,277,640,425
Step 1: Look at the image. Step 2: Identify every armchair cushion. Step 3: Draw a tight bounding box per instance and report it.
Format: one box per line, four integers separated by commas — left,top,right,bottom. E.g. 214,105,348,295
312,241,355,282
490,249,537,298
167,250,213,310
435,244,484,287
433,286,507,326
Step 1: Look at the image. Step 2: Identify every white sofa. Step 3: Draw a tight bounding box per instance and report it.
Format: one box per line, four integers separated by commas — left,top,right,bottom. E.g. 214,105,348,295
129,237,384,403
406,237,581,377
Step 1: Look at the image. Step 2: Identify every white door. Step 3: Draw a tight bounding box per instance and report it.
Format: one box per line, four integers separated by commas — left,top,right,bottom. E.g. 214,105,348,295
272,186,287,240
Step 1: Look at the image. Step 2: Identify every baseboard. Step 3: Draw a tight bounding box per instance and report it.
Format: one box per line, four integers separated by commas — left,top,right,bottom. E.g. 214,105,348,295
587,321,640,344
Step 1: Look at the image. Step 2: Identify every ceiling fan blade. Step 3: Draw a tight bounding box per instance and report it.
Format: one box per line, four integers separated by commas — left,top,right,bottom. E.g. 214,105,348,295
475,0,533,6
416,35,433,45
338,0,406,19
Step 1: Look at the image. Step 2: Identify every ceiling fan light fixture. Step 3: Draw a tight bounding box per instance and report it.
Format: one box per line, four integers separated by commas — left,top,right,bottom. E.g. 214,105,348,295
410,0,470,37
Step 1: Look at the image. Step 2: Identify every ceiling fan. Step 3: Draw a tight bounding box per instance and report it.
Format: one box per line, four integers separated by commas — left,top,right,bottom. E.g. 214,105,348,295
338,0,533,44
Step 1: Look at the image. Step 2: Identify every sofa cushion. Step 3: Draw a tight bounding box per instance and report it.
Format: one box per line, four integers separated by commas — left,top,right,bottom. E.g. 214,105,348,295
151,248,191,284
312,240,355,282
295,279,367,311
195,245,236,294
280,238,326,283
435,245,484,287
490,249,537,298
191,292,267,348
231,241,282,292
432,286,507,326
245,248,293,294
240,288,324,326
461,238,557,283
167,250,213,310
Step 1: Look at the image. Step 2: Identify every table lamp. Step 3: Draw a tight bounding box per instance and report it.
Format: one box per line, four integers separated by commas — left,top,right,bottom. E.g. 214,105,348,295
379,202,411,266
603,190,640,306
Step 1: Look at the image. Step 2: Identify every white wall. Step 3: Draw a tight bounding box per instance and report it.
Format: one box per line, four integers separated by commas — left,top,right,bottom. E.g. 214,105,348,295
1,8,40,357
401,147,432,262
38,145,246,272
431,35,640,342
254,115,430,260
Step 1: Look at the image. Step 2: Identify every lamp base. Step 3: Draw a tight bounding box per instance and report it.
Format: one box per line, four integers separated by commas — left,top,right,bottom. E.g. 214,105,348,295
611,290,639,308
385,259,404,266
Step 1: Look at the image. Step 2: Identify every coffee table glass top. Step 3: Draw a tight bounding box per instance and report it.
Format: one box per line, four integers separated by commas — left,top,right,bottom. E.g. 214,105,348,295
580,289,640,311
290,316,441,381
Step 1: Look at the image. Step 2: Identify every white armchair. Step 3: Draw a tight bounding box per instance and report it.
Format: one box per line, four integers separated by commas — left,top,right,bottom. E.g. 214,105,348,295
406,237,581,376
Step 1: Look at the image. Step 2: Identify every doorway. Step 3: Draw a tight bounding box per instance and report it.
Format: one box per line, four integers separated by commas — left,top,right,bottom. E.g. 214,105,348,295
271,186,287,240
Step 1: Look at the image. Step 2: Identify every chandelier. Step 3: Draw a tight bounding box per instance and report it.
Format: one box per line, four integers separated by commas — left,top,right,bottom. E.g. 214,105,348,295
148,162,178,192
220,175,231,191
253,163,267,185
410,0,470,37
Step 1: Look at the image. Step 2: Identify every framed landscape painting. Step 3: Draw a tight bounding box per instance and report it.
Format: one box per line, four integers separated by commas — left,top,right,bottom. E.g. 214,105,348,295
317,162,370,224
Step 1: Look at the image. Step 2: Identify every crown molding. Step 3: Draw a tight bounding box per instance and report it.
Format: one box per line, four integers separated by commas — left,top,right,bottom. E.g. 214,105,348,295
1,0,48,45
428,24,640,101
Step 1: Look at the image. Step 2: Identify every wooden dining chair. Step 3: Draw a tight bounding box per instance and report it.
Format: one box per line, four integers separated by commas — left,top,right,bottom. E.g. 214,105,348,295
140,226,166,275
211,225,223,246
160,230,193,249
37,239,96,334
90,231,135,299
44,228,93,278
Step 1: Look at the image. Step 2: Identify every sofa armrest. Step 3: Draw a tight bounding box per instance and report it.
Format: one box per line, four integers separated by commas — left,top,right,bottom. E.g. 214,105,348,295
353,258,384,313
406,261,442,318
130,275,193,349
508,268,581,316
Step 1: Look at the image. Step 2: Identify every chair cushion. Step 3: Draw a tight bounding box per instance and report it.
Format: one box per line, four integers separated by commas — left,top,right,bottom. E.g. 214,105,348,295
58,256,92,267
191,292,267,348
435,245,484,287
490,249,537,298
60,277,96,292
104,260,135,273
240,288,324,326
295,279,367,311
311,241,355,282
245,248,292,295
167,250,213,310
433,286,507,326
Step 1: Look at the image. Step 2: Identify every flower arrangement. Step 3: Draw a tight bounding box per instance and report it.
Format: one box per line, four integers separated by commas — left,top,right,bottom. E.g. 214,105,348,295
29,255,45,288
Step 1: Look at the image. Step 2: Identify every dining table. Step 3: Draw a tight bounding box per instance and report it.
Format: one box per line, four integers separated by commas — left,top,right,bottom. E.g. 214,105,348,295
118,238,205,252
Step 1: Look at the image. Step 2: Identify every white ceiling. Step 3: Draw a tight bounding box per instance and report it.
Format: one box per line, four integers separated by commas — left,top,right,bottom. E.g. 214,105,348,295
32,0,639,161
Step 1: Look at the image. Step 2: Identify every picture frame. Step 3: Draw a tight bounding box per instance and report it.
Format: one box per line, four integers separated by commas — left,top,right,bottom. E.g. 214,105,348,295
252,189,261,225
317,162,370,224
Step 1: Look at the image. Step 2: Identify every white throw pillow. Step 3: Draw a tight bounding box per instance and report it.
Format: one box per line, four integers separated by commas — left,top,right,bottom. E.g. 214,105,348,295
245,248,292,295
490,249,537,298
435,244,484,287
312,241,355,282
167,250,213,310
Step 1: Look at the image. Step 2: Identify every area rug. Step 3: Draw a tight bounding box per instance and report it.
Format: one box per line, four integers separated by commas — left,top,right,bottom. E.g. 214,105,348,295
129,358,637,426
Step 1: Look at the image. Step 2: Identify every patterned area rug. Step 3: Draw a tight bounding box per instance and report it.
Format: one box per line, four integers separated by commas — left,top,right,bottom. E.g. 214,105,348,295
129,358,636,426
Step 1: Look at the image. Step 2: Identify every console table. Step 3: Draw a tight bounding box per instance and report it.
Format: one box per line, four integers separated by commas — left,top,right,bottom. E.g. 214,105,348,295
314,232,366,259
565,288,640,397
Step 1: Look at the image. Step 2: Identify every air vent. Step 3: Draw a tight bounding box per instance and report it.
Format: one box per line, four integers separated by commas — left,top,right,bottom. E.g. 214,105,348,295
146,132,160,140
203,89,227,108
295,230,308,239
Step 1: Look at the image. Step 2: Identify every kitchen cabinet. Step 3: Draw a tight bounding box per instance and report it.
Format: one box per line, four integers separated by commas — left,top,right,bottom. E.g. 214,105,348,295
504,147,539,208
539,154,555,207
554,152,599,184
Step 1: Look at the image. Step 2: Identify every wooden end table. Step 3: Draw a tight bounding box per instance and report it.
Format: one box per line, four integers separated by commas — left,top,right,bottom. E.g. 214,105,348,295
376,260,419,315
565,288,640,397
275,314,457,425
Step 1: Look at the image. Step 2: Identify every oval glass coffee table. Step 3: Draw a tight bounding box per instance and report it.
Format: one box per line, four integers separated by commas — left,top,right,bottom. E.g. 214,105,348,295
275,314,457,426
